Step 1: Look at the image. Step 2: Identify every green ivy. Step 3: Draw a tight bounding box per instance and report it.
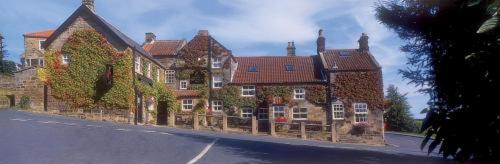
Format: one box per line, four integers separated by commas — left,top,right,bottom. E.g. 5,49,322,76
212,86,256,114
256,86,293,104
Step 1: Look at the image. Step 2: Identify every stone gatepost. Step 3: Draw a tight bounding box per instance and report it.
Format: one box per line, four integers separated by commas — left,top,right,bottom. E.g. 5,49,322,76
331,123,337,143
222,113,228,133
168,112,175,127
251,116,257,135
193,113,199,130
301,122,306,139
270,122,276,136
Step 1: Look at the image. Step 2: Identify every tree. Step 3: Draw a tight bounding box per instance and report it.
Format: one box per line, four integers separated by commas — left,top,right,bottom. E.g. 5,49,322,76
384,85,416,133
0,33,16,75
376,0,500,160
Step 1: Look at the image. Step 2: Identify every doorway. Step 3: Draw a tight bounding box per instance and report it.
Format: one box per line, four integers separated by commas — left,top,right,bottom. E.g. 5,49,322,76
136,93,143,123
157,101,168,125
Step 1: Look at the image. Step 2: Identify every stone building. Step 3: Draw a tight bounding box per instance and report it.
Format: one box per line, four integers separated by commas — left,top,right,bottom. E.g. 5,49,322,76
21,30,54,68
8,0,385,144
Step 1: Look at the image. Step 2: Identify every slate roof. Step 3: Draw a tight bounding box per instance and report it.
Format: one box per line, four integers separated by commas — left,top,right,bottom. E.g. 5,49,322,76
321,49,380,71
24,29,55,38
232,56,323,84
143,40,185,56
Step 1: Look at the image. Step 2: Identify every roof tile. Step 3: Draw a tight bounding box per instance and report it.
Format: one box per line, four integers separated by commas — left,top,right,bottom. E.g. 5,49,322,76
322,49,380,71
24,29,55,38
143,40,185,56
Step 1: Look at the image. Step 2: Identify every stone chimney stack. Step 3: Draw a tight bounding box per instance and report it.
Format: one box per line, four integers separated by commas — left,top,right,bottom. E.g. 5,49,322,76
145,32,156,44
358,33,369,52
82,0,95,12
287,41,296,56
316,29,325,54
198,30,210,36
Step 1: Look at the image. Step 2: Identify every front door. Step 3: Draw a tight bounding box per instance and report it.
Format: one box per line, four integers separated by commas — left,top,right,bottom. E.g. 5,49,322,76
157,101,168,125
257,108,269,132
136,93,143,123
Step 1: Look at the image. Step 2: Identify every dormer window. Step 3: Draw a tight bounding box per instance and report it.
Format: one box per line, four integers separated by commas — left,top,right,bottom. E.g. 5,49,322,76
39,40,46,50
248,66,257,72
285,64,294,71
212,57,222,68
61,54,70,64
339,51,350,57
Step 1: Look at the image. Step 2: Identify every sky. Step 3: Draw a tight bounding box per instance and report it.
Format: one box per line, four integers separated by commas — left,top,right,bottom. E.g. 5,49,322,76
0,0,429,118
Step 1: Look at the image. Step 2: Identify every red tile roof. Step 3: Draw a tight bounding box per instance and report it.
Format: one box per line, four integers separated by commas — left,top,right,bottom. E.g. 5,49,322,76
143,40,185,56
232,56,323,84
179,31,232,58
24,29,55,38
175,90,201,98
321,49,380,71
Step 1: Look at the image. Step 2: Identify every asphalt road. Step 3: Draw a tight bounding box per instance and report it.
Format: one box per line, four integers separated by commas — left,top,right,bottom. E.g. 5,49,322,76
0,109,453,164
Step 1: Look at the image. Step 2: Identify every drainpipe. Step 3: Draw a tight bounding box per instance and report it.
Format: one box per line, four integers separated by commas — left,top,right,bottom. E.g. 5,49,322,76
207,37,213,111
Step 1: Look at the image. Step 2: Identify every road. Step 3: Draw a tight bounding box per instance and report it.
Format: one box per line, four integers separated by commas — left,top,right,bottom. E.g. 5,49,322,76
0,109,453,164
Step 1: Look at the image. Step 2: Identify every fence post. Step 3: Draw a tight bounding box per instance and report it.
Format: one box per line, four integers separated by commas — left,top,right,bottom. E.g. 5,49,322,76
251,116,257,135
100,110,103,121
168,112,175,127
193,112,199,130
222,113,228,133
331,123,337,143
270,121,276,136
301,122,306,139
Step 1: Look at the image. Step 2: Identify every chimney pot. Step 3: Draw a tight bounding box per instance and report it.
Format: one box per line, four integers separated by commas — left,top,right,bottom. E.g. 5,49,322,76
145,32,156,44
82,0,95,11
316,29,325,55
358,33,369,51
287,41,296,56
198,30,210,36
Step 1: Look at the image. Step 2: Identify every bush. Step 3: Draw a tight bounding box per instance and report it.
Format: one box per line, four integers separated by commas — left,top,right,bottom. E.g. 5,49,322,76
19,96,30,109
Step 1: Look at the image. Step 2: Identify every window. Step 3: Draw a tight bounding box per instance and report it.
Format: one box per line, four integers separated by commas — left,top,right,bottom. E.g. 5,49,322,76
25,59,31,67
166,70,175,84
182,99,193,111
354,103,368,123
294,88,305,99
39,59,44,66
62,54,70,64
212,57,222,68
146,63,151,78
135,57,141,73
241,108,253,118
257,108,268,120
332,102,344,120
285,64,294,71
180,80,189,90
292,108,307,120
39,40,46,50
248,66,257,72
212,101,223,112
156,68,161,82
213,76,223,88
241,85,255,96
273,106,285,118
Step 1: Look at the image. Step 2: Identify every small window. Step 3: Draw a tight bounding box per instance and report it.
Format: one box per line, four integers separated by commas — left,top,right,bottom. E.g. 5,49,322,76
166,70,175,84
285,64,294,71
156,68,161,82
241,85,256,96
294,88,305,99
180,80,189,90
212,101,223,112
339,51,350,57
241,108,253,118
146,63,151,78
257,108,268,120
332,102,344,120
248,66,257,72
25,59,31,67
62,54,70,64
292,108,307,120
39,40,46,50
273,106,285,118
135,57,141,73
354,103,368,123
213,76,223,88
212,57,222,68
182,99,193,111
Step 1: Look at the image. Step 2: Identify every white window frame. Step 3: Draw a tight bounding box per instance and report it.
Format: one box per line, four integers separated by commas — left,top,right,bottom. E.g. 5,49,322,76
241,85,256,97
273,106,285,118
182,99,193,111
166,70,175,84
292,107,307,120
62,54,70,65
180,80,189,90
294,88,305,100
332,102,344,120
156,68,161,82
353,103,368,123
257,108,268,120
146,63,151,78
241,108,253,118
212,57,222,68
39,39,46,50
135,57,141,74
212,76,223,88
25,58,31,67
212,100,223,112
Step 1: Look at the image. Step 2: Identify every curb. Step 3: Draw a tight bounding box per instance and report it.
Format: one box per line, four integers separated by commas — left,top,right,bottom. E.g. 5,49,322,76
385,131,425,138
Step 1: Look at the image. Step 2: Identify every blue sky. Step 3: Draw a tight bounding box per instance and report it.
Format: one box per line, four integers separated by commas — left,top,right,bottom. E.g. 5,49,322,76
0,0,429,118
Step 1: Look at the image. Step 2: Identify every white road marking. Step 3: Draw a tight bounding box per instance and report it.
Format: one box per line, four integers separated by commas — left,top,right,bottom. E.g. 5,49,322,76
143,130,157,133
10,118,31,122
386,143,400,148
159,132,172,135
38,121,60,124
115,128,131,131
61,122,77,126
187,138,219,164
86,125,103,128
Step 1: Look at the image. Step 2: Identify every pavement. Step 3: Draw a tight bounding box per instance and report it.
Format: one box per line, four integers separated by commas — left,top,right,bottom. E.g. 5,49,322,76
0,109,454,164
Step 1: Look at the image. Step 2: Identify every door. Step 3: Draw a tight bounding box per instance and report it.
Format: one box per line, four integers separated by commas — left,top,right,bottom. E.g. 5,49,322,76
8,95,15,107
136,93,143,123
257,108,269,132
157,101,168,125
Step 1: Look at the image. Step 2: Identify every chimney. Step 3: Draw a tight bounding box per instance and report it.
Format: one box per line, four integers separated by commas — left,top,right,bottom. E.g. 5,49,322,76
198,30,210,36
82,0,95,11
358,33,369,52
316,29,325,55
145,32,156,44
287,41,296,56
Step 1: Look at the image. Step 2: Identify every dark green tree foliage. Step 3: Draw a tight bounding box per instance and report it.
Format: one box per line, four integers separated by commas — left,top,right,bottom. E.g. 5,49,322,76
0,33,16,75
376,0,500,160
384,85,416,132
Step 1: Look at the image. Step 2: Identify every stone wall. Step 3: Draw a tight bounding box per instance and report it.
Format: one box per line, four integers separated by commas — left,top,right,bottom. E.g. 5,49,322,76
330,70,385,144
